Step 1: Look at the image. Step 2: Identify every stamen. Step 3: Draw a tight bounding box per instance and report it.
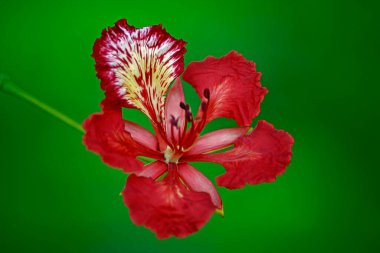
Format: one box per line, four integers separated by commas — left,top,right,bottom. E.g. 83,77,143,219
182,96,209,148
185,110,193,122
201,101,207,112
177,102,196,147
179,102,187,110
169,115,179,147
203,88,210,100
170,115,179,129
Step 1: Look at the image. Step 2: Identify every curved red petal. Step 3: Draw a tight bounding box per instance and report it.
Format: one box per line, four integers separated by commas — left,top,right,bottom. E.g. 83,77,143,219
182,51,267,127
184,121,294,189
123,174,215,239
178,163,222,210
93,19,187,122
217,121,294,189
83,103,161,172
124,120,158,151
135,161,167,180
186,127,249,155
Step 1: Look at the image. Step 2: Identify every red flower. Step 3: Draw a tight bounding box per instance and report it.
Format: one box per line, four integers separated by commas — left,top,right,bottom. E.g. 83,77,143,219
83,19,294,239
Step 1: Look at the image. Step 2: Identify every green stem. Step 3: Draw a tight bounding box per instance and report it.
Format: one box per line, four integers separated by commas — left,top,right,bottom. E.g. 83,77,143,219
0,75,153,164
0,75,84,133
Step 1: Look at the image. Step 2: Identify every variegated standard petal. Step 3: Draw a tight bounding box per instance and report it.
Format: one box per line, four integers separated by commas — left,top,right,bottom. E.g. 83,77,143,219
93,19,187,123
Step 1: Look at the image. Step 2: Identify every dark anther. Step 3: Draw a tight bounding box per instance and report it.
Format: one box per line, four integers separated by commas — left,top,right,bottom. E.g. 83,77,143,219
180,102,191,112
201,101,207,112
179,102,187,110
203,88,210,99
170,115,178,127
185,111,193,121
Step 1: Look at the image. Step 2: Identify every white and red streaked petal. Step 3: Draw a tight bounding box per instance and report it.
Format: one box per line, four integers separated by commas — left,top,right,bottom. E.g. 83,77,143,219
125,120,158,151
178,163,222,211
183,51,267,127
186,127,249,155
122,174,215,239
183,121,294,189
93,19,187,122
165,78,186,144
82,101,162,173
136,161,167,179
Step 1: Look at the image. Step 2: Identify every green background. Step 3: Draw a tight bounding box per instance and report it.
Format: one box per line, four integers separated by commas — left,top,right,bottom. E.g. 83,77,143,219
1,0,379,252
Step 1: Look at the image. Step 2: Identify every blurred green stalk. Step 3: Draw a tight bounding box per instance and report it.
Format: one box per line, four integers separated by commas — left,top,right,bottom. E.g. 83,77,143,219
0,75,84,133
0,74,153,164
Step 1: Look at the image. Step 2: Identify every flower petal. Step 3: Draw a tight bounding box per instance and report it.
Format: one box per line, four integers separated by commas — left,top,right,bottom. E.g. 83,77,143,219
184,121,294,189
165,78,186,144
178,163,222,210
93,19,187,122
186,127,249,155
124,120,158,151
123,174,215,239
135,161,167,180
83,103,161,172
182,51,267,127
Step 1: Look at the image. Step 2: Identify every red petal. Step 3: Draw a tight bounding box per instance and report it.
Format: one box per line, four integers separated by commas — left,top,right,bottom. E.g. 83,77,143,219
165,78,186,144
184,121,294,189
123,174,215,239
124,120,158,151
178,163,222,210
136,161,167,180
83,103,161,172
186,127,249,155
93,19,187,122
182,51,267,127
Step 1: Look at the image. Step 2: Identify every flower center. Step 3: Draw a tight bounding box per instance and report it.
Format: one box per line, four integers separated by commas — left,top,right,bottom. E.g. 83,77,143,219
164,146,181,163
167,88,211,153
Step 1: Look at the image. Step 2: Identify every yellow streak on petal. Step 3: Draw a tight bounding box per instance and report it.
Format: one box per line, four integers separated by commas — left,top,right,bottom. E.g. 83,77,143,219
115,41,176,121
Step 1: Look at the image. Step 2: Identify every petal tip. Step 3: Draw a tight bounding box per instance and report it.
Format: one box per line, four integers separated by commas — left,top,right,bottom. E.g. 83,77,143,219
215,207,224,217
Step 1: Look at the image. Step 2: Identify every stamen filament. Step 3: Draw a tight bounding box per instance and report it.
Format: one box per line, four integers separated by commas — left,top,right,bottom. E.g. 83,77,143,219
170,122,177,147
167,163,178,185
179,115,187,146
177,121,182,146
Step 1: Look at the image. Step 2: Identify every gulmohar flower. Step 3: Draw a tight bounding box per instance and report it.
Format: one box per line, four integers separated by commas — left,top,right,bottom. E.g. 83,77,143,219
83,19,294,239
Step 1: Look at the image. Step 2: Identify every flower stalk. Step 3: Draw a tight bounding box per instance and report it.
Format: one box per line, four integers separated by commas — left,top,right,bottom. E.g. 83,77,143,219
0,74,155,164
0,74,84,133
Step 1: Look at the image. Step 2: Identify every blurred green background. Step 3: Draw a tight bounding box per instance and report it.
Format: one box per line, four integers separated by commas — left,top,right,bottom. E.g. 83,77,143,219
1,0,379,252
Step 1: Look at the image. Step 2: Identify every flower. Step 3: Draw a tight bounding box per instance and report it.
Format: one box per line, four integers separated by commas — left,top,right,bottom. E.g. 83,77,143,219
83,19,294,239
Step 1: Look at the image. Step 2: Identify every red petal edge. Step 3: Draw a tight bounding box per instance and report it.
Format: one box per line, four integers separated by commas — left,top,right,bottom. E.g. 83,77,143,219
184,120,294,189
186,127,249,155
124,120,158,151
123,174,215,239
178,163,222,210
136,161,167,180
183,51,267,127
217,120,294,189
83,101,161,173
